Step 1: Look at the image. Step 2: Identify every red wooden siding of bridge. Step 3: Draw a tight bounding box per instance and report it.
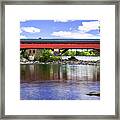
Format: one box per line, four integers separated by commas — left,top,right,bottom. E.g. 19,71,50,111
20,43,100,49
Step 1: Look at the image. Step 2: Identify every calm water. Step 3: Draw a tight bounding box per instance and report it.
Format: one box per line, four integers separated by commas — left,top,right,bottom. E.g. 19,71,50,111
20,64,100,100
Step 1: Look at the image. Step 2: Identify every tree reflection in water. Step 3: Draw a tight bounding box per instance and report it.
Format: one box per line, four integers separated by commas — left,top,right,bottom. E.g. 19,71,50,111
20,64,100,100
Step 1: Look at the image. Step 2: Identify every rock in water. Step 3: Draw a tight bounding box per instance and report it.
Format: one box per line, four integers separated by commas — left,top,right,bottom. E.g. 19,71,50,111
86,92,100,96
68,56,78,61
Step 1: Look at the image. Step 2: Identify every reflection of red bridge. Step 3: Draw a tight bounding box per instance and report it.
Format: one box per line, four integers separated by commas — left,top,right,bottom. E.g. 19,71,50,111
20,39,100,49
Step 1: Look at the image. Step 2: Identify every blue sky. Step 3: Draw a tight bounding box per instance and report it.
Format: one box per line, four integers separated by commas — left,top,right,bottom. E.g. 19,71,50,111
20,20,100,39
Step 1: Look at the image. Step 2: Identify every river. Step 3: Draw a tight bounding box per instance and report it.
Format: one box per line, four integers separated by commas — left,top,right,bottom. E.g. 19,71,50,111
20,63,100,100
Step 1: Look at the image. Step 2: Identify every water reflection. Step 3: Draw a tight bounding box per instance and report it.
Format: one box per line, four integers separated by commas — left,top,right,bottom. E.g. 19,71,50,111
20,64,100,100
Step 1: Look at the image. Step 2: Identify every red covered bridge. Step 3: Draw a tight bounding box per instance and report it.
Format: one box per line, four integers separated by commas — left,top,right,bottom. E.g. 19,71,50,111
20,39,100,49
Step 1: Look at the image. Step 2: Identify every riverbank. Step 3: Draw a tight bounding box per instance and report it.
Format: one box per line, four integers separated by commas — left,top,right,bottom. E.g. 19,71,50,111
20,59,100,66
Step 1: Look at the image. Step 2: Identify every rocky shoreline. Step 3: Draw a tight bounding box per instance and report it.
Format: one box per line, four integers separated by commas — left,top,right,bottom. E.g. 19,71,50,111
20,56,100,65
20,59,100,66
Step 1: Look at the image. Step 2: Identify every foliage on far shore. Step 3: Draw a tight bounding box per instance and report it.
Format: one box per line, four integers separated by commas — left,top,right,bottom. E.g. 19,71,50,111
20,49,29,59
62,50,99,56
20,49,100,62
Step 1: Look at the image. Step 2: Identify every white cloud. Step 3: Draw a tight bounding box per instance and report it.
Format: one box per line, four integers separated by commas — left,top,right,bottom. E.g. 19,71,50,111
52,31,71,37
20,35,27,39
52,20,100,39
20,19,29,22
20,29,22,34
78,21,100,32
52,31,99,39
54,19,74,22
69,27,72,31
21,27,40,33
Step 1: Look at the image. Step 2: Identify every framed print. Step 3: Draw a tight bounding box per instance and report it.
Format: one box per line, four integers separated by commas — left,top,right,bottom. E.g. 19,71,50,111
0,0,119,119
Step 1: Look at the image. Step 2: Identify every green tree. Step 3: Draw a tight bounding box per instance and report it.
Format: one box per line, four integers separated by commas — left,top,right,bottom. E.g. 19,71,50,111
42,49,51,62
34,49,43,61
20,49,29,59
69,51,76,57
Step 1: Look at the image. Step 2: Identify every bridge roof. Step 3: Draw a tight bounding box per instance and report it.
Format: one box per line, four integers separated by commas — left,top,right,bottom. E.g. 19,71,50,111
20,38,100,43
